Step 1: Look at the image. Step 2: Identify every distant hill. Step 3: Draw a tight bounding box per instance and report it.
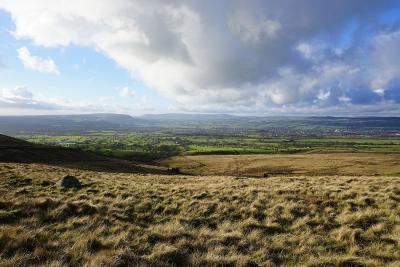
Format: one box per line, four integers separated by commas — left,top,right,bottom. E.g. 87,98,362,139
0,134,165,173
0,113,140,134
139,113,238,122
0,113,399,135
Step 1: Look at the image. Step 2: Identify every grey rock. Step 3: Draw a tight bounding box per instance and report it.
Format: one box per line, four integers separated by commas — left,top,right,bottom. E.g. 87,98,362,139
58,175,81,189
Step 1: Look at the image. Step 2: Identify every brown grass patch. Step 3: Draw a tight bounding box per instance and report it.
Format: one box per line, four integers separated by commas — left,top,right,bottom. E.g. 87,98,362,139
160,153,400,177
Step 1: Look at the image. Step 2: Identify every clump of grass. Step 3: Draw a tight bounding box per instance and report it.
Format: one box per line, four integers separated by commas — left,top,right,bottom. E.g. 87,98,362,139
0,162,399,266
52,201,98,221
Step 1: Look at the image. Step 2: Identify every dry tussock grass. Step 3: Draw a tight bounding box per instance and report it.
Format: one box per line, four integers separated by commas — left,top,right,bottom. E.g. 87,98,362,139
161,153,400,177
0,162,399,266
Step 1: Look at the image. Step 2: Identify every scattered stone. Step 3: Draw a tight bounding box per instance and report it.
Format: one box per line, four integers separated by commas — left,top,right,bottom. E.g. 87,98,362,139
58,175,81,189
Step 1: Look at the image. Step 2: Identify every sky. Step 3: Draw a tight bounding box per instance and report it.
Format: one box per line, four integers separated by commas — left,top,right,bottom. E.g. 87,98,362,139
0,0,400,116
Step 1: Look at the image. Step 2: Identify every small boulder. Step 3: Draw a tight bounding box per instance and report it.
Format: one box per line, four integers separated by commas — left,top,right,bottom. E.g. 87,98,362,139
58,175,81,189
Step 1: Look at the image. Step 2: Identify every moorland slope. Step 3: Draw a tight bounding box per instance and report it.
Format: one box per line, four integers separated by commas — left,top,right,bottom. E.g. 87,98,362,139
0,162,399,266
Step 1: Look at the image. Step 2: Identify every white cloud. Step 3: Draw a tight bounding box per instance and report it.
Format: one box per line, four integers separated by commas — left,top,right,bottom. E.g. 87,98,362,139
370,29,400,91
0,86,166,115
1,86,33,101
0,86,107,113
0,86,63,110
1,1,399,113
118,86,135,98
17,46,59,75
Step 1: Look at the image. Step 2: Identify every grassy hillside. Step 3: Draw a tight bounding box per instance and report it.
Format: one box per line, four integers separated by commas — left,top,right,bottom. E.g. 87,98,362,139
0,134,165,174
0,163,399,266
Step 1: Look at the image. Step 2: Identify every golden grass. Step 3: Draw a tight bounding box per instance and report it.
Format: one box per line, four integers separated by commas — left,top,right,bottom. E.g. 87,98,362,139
160,153,400,177
0,162,399,266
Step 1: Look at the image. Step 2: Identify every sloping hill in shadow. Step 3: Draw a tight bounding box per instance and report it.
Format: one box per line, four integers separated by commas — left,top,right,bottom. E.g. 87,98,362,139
0,134,166,174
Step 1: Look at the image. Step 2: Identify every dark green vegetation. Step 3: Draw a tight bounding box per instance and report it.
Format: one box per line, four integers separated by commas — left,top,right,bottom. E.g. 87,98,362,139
16,132,182,162
0,134,165,174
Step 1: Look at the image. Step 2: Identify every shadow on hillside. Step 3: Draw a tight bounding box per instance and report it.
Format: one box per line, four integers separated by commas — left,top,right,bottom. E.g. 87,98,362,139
0,134,168,174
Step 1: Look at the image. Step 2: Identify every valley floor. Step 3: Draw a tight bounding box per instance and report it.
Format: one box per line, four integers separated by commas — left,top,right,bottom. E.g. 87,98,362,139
0,163,399,266
160,153,400,177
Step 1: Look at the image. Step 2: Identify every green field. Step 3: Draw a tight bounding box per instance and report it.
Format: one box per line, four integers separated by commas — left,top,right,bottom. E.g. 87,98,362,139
16,133,400,163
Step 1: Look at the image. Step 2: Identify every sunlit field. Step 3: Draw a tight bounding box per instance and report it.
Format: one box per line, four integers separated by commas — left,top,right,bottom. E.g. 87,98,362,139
160,153,400,177
0,163,399,266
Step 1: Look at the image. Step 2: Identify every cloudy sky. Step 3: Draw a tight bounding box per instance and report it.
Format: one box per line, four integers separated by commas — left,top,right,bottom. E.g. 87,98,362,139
0,0,400,116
